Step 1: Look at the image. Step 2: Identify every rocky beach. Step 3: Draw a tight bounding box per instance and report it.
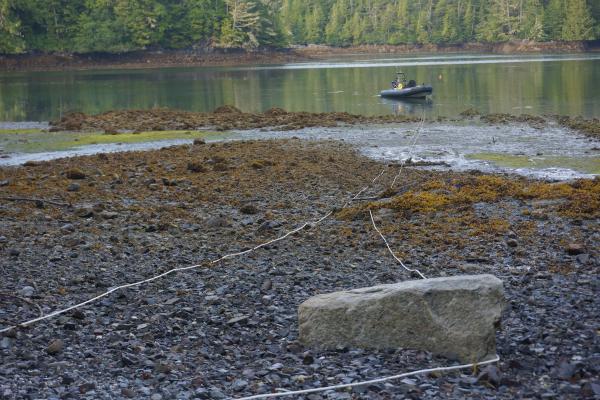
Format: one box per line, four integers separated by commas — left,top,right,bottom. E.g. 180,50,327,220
0,135,598,399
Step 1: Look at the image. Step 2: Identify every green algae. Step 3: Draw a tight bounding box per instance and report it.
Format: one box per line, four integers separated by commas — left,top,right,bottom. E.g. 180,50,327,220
0,129,44,135
467,152,600,175
1,130,227,153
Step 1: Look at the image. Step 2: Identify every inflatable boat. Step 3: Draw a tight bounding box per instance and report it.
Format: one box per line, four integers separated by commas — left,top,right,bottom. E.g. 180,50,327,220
380,71,432,99
380,85,433,99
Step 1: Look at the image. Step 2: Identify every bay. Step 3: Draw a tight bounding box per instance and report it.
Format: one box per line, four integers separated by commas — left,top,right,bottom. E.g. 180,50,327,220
0,53,599,122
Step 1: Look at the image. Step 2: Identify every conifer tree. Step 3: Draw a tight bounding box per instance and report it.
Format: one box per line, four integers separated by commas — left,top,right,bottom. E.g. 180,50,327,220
0,0,25,52
561,0,595,40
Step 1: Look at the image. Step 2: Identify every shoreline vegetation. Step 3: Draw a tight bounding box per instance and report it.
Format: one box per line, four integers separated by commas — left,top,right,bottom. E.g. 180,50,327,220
0,40,599,73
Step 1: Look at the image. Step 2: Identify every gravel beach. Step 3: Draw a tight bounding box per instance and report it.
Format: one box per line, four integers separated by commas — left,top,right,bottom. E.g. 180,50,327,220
0,139,598,399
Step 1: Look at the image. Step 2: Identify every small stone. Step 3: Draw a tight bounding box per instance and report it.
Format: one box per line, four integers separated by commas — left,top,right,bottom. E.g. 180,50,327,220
78,382,96,394
191,376,204,387
231,379,248,391
0,179,9,186
261,279,273,291
18,286,35,297
209,389,226,399
65,168,86,180
150,393,163,400
61,375,75,385
154,363,172,374
8,248,19,257
193,138,206,145
227,315,250,325
205,295,220,304
46,339,64,355
67,182,80,192
240,204,259,215
556,361,577,380
100,211,119,219
121,388,136,398
0,337,11,349
75,206,94,218
206,216,230,228
477,365,502,387
575,254,590,264
565,243,585,255
302,353,314,365
0,235,7,243
187,162,206,173
506,239,518,248
121,353,138,366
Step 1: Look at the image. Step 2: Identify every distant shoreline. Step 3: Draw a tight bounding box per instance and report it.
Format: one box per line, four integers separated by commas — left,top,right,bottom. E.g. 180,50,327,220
0,40,598,73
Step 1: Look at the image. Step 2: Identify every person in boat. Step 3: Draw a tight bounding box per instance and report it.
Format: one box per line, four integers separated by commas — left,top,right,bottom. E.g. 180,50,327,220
394,71,406,89
392,79,404,89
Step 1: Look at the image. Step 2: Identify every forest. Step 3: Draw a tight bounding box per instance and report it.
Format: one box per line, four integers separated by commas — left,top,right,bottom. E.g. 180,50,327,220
0,0,598,54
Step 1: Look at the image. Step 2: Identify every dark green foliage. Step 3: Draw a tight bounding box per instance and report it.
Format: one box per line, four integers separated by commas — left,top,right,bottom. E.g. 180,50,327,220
0,0,598,53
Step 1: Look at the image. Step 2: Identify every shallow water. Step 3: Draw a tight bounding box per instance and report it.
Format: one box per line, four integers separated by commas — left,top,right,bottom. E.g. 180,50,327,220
232,122,600,180
0,53,599,121
3,122,596,181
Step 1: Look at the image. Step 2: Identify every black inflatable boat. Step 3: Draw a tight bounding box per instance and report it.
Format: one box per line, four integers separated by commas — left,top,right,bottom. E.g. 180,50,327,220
380,85,433,99
380,71,432,99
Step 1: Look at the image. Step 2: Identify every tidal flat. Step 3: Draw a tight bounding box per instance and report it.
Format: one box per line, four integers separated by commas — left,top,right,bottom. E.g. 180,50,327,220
0,139,598,399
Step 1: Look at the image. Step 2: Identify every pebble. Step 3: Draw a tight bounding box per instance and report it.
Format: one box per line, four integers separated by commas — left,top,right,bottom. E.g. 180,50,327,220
565,243,585,255
79,382,96,394
227,315,250,325
18,286,35,297
231,379,248,391
46,339,64,355
0,337,11,349
75,206,94,218
65,168,86,180
240,204,259,214
477,365,502,387
67,182,80,192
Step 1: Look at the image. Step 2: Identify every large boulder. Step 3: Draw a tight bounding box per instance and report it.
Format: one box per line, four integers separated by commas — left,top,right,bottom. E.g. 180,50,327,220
298,274,504,362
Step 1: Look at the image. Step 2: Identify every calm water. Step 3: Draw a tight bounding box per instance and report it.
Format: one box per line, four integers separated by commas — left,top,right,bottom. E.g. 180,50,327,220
0,54,599,121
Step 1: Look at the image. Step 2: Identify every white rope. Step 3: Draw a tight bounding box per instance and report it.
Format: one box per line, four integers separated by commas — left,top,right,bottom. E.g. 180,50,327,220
390,109,426,188
369,209,427,279
232,355,500,400
0,168,387,333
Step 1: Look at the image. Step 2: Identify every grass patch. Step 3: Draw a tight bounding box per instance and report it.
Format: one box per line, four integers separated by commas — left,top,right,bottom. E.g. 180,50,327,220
0,129,44,135
2,130,227,153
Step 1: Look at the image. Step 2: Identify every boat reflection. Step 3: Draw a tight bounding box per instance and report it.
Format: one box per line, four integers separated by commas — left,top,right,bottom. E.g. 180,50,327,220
380,97,433,115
